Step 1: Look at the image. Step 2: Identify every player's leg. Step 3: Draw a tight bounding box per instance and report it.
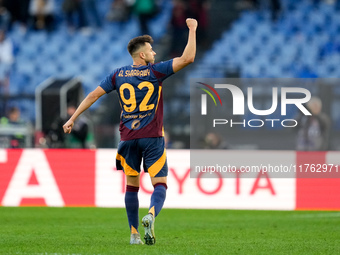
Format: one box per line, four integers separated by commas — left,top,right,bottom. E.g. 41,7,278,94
141,176,168,245
149,176,168,217
125,175,143,244
116,139,143,244
140,137,168,245
125,176,140,234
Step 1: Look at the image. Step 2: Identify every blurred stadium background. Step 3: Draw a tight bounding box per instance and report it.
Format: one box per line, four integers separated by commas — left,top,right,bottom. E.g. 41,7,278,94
0,0,339,150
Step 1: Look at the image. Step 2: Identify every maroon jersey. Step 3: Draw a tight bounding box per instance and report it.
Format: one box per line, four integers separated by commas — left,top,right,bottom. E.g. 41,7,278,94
99,60,174,140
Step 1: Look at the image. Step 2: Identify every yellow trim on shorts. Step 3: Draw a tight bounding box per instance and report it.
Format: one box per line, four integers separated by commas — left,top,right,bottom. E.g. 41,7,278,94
116,153,139,176
148,149,166,177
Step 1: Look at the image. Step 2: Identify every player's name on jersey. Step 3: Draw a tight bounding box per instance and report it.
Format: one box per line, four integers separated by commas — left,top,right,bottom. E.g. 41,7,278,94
123,112,152,119
118,69,151,77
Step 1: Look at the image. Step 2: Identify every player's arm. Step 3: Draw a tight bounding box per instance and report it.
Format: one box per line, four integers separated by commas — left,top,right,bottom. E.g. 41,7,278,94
172,18,198,73
63,86,106,134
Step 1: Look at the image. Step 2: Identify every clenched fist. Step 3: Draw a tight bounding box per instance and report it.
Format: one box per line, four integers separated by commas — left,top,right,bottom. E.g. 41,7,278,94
63,119,74,134
186,18,198,31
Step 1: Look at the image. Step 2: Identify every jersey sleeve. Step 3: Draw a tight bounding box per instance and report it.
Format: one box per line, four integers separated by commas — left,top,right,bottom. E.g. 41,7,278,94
99,70,118,93
151,59,174,82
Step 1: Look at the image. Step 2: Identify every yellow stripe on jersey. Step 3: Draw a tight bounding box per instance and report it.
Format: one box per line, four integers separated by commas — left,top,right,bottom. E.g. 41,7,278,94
116,153,139,176
155,86,162,113
148,149,166,177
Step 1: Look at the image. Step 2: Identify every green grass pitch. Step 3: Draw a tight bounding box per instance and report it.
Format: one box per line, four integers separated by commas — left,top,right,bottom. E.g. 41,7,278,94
0,207,339,255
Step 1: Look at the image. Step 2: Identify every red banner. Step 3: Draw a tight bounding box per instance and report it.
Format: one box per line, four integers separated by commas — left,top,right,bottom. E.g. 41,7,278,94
296,151,340,210
0,149,95,206
0,149,339,210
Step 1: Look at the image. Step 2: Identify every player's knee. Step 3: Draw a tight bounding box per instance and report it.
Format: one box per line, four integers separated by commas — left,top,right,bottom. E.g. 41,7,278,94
126,175,140,187
151,176,167,186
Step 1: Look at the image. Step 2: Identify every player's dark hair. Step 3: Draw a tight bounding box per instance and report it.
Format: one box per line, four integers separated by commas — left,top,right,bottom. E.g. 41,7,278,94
127,35,154,56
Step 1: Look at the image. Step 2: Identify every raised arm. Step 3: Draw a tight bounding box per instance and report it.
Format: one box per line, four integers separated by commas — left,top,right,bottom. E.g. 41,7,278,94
172,18,198,73
63,86,106,134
